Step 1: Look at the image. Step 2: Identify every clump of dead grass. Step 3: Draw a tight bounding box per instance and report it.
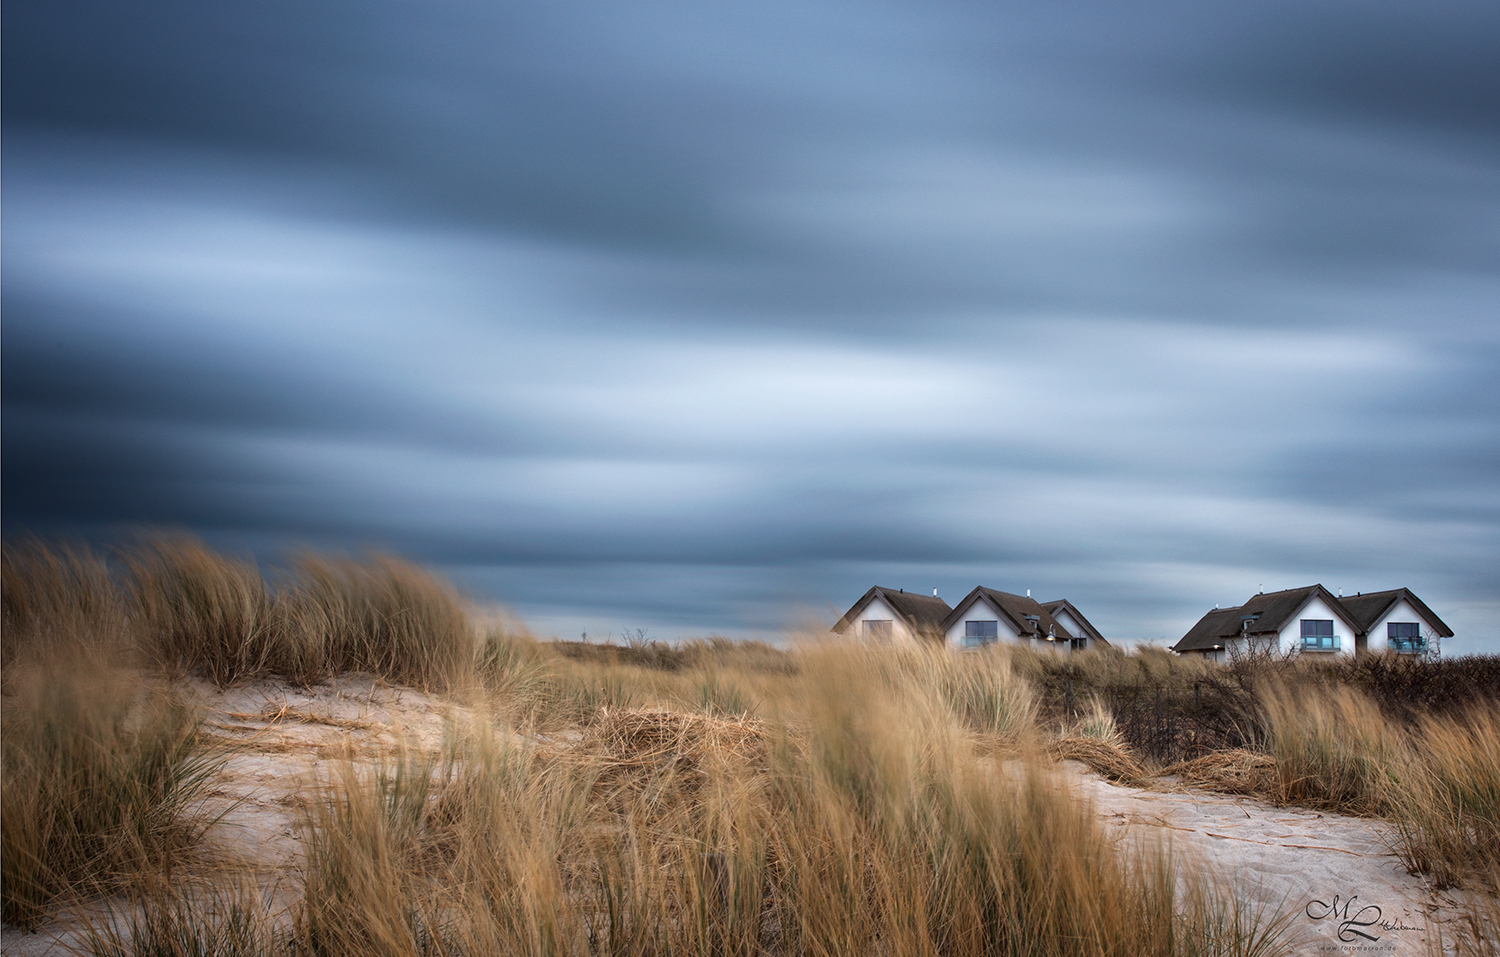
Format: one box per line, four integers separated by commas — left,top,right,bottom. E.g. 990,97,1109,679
1047,736,1149,784
1,540,133,671
1260,679,1406,815
1161,749,1277,797
74,880,276,957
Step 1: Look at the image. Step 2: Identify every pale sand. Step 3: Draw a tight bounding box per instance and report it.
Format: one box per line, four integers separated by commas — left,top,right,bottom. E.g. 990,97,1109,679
1058,761,1482,956
5,680,1492,955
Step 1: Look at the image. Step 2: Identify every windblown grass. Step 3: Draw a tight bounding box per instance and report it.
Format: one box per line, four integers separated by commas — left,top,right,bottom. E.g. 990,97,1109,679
9,533,1497,940
1259,679,1407,815
273,643,1293,957
0,656,218,928
127,539,281,687
1389,705,1500,890
76,881,276,957
3,537,476,691
1,540,133,669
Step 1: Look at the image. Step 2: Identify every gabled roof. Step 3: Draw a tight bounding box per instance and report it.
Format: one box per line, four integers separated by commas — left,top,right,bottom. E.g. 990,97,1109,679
832,586,952,639
1172,584,1364,653
941,587,1074,640
1337,588,1454,638
1040,599,1111,646
1173,607,1247,653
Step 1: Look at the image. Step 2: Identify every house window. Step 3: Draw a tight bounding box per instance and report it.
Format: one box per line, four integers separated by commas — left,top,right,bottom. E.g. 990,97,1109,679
1069,636,1087,651
1388,622,1425,654
964,620,998,648
1300,619,1338,651
862,620,893,641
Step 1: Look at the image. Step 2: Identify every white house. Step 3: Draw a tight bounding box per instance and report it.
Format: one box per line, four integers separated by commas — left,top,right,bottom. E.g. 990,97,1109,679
1041,599,1110,649
1173,584,1453,662
831,586,952,643
1335,588,1452,656
939,587,1109,652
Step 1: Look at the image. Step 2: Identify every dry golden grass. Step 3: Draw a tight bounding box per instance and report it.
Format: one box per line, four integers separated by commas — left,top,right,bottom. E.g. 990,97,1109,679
1259,679,1407,815
1390,705,1500,890
276,643,1296,957
1047,736,1149,784
1161,749,1277,797
0,654,219,928
4,537,476,691
7,534,1499,948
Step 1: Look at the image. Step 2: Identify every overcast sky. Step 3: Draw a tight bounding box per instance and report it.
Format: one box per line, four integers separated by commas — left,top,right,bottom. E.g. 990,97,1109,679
5,0,1498,650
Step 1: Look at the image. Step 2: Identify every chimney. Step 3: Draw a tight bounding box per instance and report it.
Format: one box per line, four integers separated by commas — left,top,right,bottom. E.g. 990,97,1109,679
1026,589,1031,598
932,588,938,597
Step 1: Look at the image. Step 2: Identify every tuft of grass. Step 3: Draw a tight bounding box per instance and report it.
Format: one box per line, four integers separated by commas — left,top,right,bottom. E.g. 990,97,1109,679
0,657,219,928
3,537,479,691
276,552,474,692
1389,705,1500,889
75,881,275,957
1259,680,1406,815
294,747,448,957
695,670,758,717
127,538,279,687
1072,693,1123,744
926,645,1039,743
1,539,133,671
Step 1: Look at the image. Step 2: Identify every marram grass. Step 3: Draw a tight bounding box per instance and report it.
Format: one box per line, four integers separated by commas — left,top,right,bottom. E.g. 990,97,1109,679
5,535,1500,948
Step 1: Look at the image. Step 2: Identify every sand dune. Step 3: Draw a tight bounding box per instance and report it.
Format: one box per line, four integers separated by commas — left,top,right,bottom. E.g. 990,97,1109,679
3,676,1489,956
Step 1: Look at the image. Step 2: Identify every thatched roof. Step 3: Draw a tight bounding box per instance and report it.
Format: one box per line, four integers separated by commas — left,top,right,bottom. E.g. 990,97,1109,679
832,586,952,639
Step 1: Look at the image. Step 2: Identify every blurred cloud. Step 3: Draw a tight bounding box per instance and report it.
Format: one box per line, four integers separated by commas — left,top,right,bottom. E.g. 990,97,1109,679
4,0,1498,650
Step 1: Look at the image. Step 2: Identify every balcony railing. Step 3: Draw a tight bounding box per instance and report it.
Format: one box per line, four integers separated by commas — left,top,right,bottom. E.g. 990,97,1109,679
1300,635,1340,652
1390,637,1427,654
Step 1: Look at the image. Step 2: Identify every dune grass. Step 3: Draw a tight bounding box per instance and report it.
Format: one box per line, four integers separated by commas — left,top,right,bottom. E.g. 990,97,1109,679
75,881,276,957
4,537,476,691
0,655,218,928
1387,706,1500,890
6,534,1500,945
275,643,1296,957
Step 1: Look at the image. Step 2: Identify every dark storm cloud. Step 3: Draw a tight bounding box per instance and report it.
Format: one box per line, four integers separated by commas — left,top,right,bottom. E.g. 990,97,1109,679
4,0,1499,646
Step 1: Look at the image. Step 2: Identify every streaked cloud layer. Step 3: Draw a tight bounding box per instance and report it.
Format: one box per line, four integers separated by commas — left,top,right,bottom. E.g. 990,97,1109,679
5,0,1498,648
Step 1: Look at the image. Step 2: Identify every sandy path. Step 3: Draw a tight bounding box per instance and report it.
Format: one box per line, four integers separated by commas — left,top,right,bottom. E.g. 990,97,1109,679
1061,762,1487,956
2,675,459,957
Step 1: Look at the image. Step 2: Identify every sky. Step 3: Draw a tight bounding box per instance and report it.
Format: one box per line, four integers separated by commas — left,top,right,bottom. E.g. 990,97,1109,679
4,0,1498,651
